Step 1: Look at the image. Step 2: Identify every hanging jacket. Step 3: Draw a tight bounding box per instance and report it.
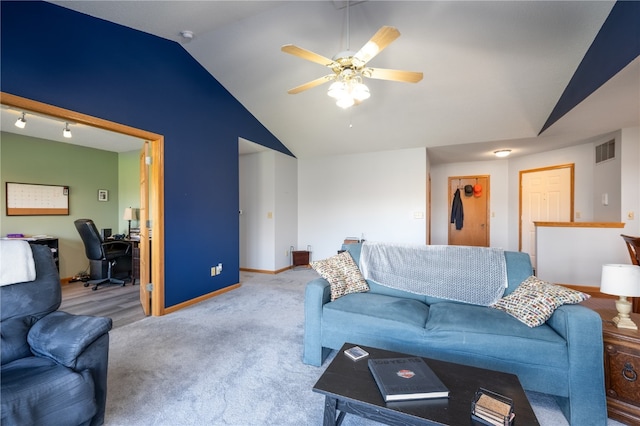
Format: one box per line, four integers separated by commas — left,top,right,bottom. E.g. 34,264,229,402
451,188,463,230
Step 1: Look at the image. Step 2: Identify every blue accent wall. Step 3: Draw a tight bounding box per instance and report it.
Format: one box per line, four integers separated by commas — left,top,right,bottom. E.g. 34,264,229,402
541,1,640,133
1,1,294,307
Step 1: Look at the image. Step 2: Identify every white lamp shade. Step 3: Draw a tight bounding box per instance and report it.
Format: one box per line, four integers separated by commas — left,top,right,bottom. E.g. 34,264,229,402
122,207,137,221
600,264,640,297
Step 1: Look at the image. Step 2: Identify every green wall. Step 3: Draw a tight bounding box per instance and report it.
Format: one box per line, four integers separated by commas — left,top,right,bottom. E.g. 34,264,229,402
1,131,140,279
118,150,142,235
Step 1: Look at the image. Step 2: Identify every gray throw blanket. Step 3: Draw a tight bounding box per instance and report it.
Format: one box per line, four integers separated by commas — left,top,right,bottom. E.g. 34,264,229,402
359,242,507,306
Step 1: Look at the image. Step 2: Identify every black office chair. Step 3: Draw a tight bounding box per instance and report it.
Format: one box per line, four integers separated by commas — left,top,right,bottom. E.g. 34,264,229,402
74,218,132,291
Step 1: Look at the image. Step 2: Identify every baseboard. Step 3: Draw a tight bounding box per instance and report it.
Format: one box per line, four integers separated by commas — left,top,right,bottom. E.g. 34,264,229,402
240,266,294,274
560,283,617,299
164,283,242,314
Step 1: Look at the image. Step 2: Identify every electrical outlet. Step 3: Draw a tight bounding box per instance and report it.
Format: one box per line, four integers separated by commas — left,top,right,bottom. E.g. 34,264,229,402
216,263,223,274
210,266,216,276
285,250,289,257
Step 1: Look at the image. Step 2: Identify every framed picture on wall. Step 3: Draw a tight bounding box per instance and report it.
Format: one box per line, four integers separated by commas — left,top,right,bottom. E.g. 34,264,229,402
98,189,108,202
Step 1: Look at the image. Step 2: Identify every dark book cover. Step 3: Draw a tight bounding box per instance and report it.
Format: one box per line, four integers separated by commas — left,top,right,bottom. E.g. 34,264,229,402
368,357,449,402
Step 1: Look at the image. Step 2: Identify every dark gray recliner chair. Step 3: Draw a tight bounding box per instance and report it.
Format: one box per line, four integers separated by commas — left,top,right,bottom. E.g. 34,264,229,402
1,243,112,426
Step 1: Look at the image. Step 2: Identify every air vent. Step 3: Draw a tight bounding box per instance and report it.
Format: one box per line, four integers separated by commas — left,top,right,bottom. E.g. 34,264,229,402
595,140,615,164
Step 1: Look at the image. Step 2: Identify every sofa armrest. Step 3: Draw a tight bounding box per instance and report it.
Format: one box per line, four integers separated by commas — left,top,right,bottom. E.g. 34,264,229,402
27,311,112,369
303,277,332,366
545,305,607,424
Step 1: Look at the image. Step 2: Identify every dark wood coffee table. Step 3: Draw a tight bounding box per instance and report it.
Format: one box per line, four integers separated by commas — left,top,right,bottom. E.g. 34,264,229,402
313,343,540,426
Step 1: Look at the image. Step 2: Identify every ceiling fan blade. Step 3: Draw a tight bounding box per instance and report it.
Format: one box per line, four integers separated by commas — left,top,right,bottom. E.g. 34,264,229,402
367,68,423,83
352,26,401,67
281,44,335,67
287,75,335,94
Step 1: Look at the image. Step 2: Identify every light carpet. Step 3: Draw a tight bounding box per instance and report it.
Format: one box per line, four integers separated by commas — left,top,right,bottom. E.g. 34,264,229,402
105,269,622,426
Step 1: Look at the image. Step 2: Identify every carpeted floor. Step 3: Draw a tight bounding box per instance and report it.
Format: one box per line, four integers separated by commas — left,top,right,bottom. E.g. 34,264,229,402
104,269,622,425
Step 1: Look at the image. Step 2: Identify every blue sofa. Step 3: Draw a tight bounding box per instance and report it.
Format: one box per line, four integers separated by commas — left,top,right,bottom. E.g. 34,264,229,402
1,243,112,426
303,243,607,425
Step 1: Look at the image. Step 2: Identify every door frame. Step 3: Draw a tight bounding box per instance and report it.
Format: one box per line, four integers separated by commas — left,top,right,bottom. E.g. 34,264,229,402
2,92,166,316
447,175,490,247
518,163,574,252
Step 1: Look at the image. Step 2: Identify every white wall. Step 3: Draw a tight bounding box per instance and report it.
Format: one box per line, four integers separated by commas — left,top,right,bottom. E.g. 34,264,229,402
430,160,510,249
292,126,638,277
536,224,629,286
593,133,621,221
274,152,298,270
506,142,595,250
239,149,297,271
621,127,640,235
298,148,427,261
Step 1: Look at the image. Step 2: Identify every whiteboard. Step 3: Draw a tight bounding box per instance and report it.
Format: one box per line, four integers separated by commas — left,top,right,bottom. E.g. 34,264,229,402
6,182,69,215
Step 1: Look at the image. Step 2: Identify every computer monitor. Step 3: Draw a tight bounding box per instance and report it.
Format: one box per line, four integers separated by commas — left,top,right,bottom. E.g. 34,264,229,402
101,228,112,240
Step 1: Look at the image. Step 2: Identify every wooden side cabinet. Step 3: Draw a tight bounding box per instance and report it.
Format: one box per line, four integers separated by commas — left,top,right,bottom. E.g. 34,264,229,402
599,309,640,425
292,250,310,268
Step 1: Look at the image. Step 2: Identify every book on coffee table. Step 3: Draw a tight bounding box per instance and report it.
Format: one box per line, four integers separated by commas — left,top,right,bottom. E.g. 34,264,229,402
368,357,449,402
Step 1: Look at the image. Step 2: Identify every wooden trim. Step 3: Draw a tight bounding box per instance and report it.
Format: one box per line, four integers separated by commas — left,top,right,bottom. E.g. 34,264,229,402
2,92,166,317
150,136,165,315
534,221,625,228
163,283,241,314
561,284,617,299
240,266,294,274
447,175,490,247
1,92,160,140
7,208,68,215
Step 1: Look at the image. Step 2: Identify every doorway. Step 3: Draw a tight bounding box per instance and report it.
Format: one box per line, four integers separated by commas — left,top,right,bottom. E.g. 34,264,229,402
2,92,165,316
448,175,490,247
519,164,574,269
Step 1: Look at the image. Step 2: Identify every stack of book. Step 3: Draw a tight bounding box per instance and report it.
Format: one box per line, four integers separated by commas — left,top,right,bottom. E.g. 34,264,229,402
471,388,515,426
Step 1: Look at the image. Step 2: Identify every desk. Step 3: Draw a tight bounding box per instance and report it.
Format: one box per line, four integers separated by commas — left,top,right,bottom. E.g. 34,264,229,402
2,237,59,272
29,238,59,272
125,238,150,283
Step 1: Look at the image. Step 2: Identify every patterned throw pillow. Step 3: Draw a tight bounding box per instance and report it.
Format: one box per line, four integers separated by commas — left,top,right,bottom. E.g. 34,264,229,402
310,251,369,301
491,276,590,327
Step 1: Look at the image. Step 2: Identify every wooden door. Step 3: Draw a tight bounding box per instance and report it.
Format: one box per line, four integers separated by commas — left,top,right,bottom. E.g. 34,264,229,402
448,176,490,247
520,165,573,269
138,142,151,315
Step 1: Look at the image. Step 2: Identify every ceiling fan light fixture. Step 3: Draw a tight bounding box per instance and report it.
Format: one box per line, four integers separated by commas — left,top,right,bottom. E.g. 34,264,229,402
494,149,511,158
352,82,370,101
327,81,346,99
336,96,355,109
15,112,27,129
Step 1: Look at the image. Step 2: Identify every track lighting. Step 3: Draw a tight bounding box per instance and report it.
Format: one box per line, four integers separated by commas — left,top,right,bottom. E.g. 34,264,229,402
14,112,26,129
63,123,72,138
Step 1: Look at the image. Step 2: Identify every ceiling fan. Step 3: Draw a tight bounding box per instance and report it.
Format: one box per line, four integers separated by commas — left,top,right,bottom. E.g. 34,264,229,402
282,25,423,108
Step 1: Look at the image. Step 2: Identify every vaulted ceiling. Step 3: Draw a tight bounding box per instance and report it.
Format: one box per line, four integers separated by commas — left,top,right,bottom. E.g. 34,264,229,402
5,1,638,163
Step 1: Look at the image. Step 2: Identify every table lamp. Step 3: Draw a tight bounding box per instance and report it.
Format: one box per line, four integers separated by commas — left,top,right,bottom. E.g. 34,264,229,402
600,264,640,330
122,207,137,238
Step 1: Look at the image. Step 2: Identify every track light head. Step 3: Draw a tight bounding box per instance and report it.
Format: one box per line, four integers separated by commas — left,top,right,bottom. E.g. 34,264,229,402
15,112,26,129
63,123,72,138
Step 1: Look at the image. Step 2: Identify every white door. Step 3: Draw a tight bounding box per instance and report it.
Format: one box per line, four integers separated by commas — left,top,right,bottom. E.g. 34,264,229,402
520,166,573,269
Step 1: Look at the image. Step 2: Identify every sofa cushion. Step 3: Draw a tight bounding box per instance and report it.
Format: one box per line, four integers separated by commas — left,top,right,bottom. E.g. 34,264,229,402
1,356,97,425
491,276,589,327
311,251,369,301
323,293,429,340
425,302,568,369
